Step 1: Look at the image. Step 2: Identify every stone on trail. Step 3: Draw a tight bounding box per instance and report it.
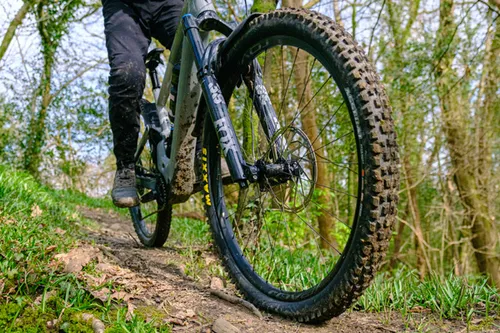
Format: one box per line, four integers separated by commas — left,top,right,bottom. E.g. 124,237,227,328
210,276,224,290
212,317,240,333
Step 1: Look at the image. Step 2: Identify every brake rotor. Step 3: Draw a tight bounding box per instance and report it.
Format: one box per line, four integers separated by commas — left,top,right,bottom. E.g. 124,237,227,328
263,126,317,213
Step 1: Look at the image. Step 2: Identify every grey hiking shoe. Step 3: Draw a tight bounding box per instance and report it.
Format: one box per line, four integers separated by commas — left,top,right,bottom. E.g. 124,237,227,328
112,165,139,208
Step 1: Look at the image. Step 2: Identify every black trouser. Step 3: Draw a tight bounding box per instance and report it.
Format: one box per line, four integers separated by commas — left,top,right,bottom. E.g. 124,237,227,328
102,0,183,168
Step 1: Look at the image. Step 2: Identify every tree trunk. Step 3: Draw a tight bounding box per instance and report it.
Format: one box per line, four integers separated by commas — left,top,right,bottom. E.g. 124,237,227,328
403,157,428,279
0,1,37,61
333,0,343,27
23,2,55,177
294,48,336,249
385,0,427,277
23,61,52,176
435,0,500,288
285,0,336,250
476,5,498,231
390,202,408,269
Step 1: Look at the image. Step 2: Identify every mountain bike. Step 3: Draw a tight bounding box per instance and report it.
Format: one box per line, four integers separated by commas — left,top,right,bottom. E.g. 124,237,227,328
130,0,399,323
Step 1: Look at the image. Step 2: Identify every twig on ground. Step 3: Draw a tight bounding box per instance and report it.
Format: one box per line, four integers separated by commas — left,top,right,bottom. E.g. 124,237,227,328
371,325,398,333
127,232,142,247
96,245,121,264
209,289,263,319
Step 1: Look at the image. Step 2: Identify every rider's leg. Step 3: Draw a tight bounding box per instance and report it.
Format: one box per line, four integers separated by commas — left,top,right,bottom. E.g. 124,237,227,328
103,0,150,207
103,0,184,208
149,0,184,48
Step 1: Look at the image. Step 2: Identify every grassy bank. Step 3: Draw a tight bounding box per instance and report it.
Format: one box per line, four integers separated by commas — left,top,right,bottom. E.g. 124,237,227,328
0,166,171,332
0,166,498,331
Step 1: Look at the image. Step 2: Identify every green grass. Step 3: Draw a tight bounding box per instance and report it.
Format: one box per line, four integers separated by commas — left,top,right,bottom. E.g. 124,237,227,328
0,166,171,332
357,269,499,322
169,217,211,246
49,187,124,214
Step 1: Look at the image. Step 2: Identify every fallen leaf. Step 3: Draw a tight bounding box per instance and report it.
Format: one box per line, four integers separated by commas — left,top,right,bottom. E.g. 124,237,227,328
89,287,110,303
111,291,132,302
54,245,100,273
46,319,58,329
34,290,57,305
31,205,43,218
167,318,185,326
45,245,57,254
212,317,240,333
126,302,135,321
83,273,107,287
175,308,196,320
204,257,216,266
54,228,66,235
409,306,431,313
95,262,115,273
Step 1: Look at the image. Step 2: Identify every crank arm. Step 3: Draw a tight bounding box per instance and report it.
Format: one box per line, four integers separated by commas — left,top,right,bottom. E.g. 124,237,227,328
136,175,156,191
139,190,157,204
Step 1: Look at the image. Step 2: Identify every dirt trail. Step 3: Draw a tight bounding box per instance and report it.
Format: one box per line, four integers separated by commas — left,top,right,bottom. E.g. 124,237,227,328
79,207,471,333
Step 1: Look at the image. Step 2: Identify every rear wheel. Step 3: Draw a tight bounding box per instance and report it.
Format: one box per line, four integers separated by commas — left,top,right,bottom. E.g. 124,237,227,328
203,9,399,322
130,122,172,247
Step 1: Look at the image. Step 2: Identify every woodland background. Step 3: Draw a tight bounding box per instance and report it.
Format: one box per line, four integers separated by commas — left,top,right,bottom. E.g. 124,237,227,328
0,0,499,290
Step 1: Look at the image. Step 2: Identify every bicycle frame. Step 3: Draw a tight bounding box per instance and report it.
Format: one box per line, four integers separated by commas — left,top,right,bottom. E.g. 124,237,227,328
140,0,279,204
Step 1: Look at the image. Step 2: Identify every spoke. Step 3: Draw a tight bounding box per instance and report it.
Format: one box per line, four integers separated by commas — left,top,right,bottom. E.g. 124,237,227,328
309,101,345,147
313,130,354,153
296,57,317,114
139,190,156,203
315,152,358,175
315,183,358,199
284,75,332,132
295,179,329,290
277,47,299,121
141,208,161,222
260,189,279,283
314,203,352,229
292,205,341,255
297,75,332,119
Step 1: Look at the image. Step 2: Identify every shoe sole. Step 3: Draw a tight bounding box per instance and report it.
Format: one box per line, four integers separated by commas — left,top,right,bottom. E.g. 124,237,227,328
113,197,140,208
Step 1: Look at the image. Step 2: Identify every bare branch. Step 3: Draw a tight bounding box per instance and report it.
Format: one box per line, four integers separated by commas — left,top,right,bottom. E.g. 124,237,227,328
49,58,107,104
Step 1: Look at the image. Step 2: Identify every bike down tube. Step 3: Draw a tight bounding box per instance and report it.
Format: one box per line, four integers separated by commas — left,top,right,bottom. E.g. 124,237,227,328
183,13,248,187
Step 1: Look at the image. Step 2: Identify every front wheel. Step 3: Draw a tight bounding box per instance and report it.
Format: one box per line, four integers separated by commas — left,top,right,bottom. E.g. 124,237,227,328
203,8,399,323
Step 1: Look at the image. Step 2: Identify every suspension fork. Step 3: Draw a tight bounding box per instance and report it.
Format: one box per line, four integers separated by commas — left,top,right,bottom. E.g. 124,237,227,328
183,13,282,185
243,60,280,140
241,60,284,157
183,14,248,186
